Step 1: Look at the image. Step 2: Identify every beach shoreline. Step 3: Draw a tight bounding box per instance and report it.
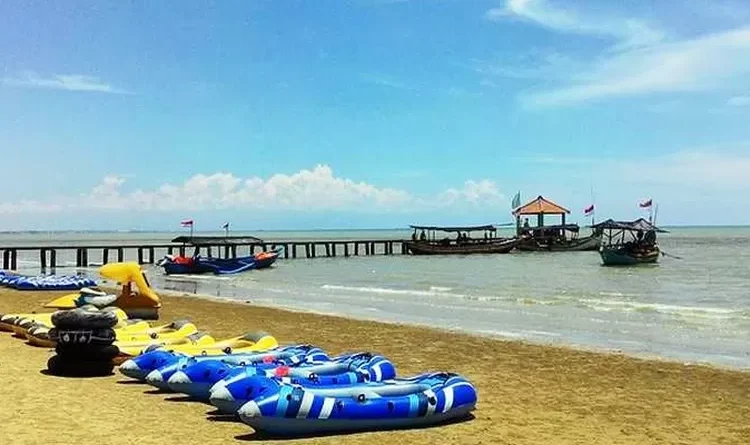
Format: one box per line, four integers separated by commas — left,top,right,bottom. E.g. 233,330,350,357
160,287,748,373
0,288,749,445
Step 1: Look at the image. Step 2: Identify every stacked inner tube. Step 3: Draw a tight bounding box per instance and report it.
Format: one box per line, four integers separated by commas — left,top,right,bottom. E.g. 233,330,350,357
47,308,119,377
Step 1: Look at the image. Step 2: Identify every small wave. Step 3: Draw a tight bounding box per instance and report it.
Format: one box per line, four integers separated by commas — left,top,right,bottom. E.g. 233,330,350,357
578,298,743,319
429,286,452,292
320,284,508,303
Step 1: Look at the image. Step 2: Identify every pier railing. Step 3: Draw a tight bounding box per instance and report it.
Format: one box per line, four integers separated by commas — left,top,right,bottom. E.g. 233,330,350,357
0,239,409,270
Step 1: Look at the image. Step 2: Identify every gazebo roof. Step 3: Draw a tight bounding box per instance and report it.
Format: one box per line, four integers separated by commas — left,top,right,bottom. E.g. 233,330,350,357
513,195,570,216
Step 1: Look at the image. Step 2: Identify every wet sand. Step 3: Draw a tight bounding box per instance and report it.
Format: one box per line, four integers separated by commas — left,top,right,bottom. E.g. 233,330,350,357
0,288,748,445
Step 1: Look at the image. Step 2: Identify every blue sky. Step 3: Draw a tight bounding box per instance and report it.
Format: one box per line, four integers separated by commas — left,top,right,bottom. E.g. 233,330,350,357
1,0,750,230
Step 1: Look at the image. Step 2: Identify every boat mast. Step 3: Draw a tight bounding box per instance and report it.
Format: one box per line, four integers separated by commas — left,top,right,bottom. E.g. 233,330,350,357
589,182,596,226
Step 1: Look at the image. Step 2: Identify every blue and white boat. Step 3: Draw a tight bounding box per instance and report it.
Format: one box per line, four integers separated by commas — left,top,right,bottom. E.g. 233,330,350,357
0,271,96,291
171,352,394,401
233,372,477,436
142,345,329,390
157,248,282,275
209,352,395,413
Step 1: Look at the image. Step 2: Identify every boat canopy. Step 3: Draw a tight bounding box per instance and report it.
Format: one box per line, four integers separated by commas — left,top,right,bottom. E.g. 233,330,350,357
513,196,570,216
409,225,497,233
171,235,265,245
590,218,668,233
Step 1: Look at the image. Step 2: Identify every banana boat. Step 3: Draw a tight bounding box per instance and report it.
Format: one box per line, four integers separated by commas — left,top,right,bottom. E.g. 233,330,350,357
44,262,162,320
113,330,216,365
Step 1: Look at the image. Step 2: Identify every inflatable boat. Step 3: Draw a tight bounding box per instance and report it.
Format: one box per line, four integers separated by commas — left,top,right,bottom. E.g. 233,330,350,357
0,272,96,291
172,351,394,401
144,344,326,391
119,334,295,381
234,372,477,436
158,249,281,275
209,352,396,413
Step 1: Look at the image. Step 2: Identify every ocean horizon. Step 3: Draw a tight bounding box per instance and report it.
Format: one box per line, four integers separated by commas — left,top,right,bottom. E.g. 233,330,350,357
2,223,750,235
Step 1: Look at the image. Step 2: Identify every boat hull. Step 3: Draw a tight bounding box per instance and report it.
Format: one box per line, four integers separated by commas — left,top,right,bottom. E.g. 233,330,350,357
162,252,279,275
517,234,601,252
405,239,517,255
599,246,660,266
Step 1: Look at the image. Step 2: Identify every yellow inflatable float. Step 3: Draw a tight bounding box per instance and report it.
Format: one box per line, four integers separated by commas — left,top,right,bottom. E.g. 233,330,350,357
147,331,279,356
114,331,279,365
26,317,198,349
44,262,161,319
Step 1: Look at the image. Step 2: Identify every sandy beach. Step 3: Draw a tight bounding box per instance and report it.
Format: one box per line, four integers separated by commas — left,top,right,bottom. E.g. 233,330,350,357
0,288,748,445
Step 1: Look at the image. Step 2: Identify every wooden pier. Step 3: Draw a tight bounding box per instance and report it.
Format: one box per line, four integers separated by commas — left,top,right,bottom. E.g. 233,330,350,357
0,238,410,271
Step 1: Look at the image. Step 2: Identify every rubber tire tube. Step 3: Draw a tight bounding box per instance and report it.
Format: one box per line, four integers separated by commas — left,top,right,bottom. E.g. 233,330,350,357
52,309,118,329
51,328,116,347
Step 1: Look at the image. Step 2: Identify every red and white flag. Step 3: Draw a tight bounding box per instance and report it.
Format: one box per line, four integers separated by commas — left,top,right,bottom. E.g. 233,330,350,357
639,199,653,208
180,219,194,227
584,204,595,216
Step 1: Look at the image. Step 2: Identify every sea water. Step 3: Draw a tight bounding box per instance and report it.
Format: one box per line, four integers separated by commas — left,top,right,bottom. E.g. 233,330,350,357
2,228,749,369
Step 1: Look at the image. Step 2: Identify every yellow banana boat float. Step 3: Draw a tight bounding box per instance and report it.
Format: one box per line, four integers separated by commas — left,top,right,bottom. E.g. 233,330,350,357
115,331,279,366
26,318,197,349
114,331,215,364
44,262,162,319
149,331,279,356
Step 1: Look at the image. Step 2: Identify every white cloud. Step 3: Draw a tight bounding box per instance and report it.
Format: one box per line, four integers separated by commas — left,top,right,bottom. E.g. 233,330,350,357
0,165,507,214
727,95,750,107
1,72,132,94
438,180,504,206
523,26,750,108
486,0,665,50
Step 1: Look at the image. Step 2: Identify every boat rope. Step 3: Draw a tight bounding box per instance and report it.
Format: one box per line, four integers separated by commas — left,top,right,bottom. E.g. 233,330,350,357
661,251,683,260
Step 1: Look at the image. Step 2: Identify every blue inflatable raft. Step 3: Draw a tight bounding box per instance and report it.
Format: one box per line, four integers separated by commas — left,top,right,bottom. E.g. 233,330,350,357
169,352,394,401
209,352,397,413
0,271,96,291
233,372,477,436
142,345,330,390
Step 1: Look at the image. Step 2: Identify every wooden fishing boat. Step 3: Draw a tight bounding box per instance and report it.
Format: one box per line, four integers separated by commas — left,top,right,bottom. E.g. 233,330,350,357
404,225,518,255
512,195,602,252
515,224,602,252
591,219,667,266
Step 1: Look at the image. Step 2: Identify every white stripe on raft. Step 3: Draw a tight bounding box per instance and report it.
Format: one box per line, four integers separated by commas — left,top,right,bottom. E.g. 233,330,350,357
296,392,315,418
373,362,382,381
443,386,454,413
440,382,474,412
319,397,335,419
